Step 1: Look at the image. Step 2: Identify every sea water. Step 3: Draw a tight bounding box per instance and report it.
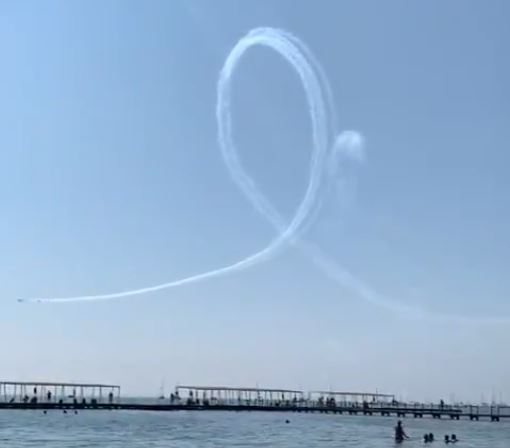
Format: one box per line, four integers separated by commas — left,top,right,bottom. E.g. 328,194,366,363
0,410,508,447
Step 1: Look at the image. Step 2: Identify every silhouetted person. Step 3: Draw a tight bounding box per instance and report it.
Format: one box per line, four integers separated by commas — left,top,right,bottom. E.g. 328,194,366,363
395,420,409,443
47,391,52,401
429,433,434,442
108,392,114,404
444,435,450,444
424,434,430,443
451,434,457,443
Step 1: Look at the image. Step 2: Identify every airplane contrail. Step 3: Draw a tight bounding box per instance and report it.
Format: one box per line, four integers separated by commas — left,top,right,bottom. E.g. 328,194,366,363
19,27,510,325
20,27,331,303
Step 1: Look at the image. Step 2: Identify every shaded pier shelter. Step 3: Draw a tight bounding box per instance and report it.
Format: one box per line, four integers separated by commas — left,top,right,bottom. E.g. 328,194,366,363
310,390,395,406
174,385,304,406
0,381,120,404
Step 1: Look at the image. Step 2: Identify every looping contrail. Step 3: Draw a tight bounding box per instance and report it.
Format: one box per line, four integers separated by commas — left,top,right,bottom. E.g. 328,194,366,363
20,27,332,303
19,27,510,325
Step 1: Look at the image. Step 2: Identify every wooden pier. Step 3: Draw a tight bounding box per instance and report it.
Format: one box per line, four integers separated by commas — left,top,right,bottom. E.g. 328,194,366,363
0,382,508,422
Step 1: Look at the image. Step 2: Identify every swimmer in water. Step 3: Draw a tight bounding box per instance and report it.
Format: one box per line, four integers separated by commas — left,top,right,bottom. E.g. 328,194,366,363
451,434,457,443
444,435,450,444
395,420,409,443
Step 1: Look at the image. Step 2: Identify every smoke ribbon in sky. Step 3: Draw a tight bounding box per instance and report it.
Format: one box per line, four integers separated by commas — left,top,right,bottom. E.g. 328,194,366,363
19,28,510,325
20,27,332,303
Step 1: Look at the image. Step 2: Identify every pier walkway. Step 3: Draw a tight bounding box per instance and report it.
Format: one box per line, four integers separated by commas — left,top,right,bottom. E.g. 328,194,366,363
0,401,508,421
0,382,508,422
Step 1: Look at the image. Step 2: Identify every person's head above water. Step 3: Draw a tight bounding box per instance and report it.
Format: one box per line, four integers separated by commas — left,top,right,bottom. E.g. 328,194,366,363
451,434,457,442
444,434,450,443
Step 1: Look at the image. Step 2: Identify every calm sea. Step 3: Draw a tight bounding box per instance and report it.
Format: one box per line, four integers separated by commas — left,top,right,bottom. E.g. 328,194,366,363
0,410,509,447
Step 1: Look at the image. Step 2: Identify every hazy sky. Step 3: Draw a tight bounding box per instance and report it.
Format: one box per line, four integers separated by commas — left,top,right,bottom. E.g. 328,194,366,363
1,0,509,402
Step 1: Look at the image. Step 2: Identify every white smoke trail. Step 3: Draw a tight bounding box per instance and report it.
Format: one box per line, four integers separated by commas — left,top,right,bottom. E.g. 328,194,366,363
19,28,510,325
20,27,331,303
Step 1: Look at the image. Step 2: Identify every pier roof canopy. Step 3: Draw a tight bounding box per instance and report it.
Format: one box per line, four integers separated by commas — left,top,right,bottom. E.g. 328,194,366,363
0,381,120,389
176,385,303,394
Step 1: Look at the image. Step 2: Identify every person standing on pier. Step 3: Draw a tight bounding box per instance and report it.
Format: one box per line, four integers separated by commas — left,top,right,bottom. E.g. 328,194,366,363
394,420,409,443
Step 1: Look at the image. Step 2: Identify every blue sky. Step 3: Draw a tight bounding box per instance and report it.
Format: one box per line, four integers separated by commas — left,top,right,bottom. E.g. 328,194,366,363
1,0,509,402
